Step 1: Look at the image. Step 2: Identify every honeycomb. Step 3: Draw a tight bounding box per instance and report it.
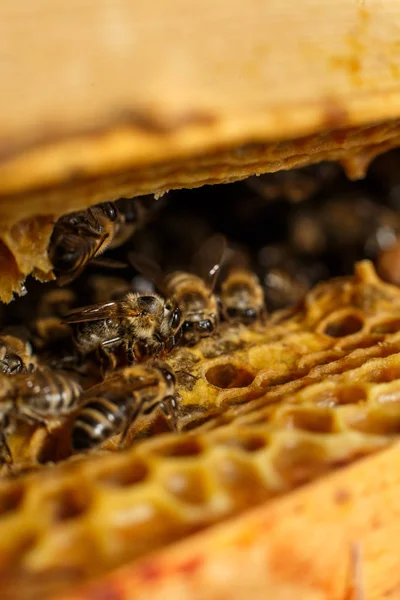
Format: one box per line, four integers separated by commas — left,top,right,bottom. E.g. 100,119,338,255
0,260,400,598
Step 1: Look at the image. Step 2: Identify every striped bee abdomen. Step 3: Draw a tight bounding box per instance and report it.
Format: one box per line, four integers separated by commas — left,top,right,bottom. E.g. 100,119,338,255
71,394,128,451
17,370,83,416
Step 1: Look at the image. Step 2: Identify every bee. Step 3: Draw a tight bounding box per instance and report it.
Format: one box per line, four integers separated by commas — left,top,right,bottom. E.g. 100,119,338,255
49,202,121,285
36,287,77,318
219,252,265,324
263,269,310,311
0,369,83,464
83,274,133,304
376,236,400,286
64,292,182,368
0,331,35,375
246,163,342,204
111,195,167,249
164,272,220,344
289,193,400,272
49,196,167,285
71,361,177,452
258,244,328,310
130,234,226,346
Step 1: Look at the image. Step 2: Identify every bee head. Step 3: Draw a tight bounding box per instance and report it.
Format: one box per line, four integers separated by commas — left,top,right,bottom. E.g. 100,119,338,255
4,354,24,375
49,239,83,272
100,202,118,221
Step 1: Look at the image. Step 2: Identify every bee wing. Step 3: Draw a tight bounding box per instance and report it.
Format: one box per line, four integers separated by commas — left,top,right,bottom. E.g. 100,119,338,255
218,246,255,287
191,234,228,293
128,252,166,293
223,245,251,270
63,301,122,324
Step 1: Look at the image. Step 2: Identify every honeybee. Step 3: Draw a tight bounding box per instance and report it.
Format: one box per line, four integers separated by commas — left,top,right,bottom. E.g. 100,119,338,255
71,361,177,452
36,288,77,318
49,202,121,285
49,196,167,285
111,195,167,248
130,234,226,346
246,163,342,204
264,269,310,310
258,244,328,310
376,237,400,286
64,292,182,368
164,272,221,344
0,331,35,375
22,287,77,354
219,251,265,324
83,274,133,304
0,368,83,464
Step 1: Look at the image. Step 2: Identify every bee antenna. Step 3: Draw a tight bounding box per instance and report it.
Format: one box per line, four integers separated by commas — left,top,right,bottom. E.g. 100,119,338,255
207,244,238,297
176,369,199,381
208,266,221,297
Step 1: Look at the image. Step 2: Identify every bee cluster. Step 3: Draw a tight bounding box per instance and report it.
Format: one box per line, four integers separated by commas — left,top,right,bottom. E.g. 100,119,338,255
0,149,399,473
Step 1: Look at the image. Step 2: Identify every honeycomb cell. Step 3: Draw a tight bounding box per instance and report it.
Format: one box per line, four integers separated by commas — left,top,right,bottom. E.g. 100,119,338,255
305,383,367,409
44,486,92,523
215,454,272,507
205,362,255,389
365,364,400,384
270,435,330,487
148,436,205,458
95,458,150,487
370,318,400,334
336,384,367,405
323,313,364,338
221,431,269,453
0,532,39,570
339,335,383,351
347,407,400,435
374,388,400,405
280,406,337,434
162,468,209,505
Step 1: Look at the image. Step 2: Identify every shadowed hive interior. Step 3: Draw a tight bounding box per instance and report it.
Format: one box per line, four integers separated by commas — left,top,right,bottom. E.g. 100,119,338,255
1,261,400,599
3,121,400,303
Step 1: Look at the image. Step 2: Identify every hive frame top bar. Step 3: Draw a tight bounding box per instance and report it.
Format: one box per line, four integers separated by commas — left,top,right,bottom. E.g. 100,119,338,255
1,0,400,198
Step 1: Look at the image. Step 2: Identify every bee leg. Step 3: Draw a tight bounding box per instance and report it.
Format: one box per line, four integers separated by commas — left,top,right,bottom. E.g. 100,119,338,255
0,430,13,471
19,412,51,433
97,346,117,378
127,340,144,364
126,342,136,364
166,335,179,352
118,404,142,450
159,396,179,432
